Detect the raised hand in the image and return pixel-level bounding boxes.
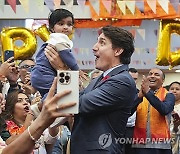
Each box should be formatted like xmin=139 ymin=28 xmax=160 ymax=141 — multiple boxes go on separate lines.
xmin=141 ymin=75 xmax=150 ymax=94
xmin=45 ymin=44 xmax=68 ymax=70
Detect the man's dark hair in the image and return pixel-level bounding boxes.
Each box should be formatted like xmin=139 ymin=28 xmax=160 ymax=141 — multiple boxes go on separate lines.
xmin=101 ymin=26 xmax=134 ymax=64
xmin=18 ymin=58 xmax=35 ymax=67
xmin=162 ymin=71 xmax=165 ymax=80
xmin=158 ymin=68 xmax=165 ymax=80
xmin=129 ymin=68 xmax=138 ymax=73
xmin=48 ymin=8 xmax=74 ymax=32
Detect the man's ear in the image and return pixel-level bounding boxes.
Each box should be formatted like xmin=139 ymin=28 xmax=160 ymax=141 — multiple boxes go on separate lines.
xmin=115 ymin=48 xmax=123 ymax=57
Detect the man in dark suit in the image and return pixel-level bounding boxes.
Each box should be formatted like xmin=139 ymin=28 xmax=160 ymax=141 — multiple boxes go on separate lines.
xmin=70 ymin=26 xmax=137 ymax=154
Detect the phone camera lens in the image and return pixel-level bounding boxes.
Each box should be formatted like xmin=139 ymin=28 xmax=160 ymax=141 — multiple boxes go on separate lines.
xmin=59 ymin=78 xmax=64 ymax=83
xmin=65 ymin=75 xmax=70 ymax=81
xmin=59 ymin=73 xmax=65 ymax=77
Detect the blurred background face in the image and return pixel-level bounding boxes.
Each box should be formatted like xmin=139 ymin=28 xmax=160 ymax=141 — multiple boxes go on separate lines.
xmin=169 ymin=83 xmax=180 ymax=102
xmin=129 ymin=72 xmax=139 ymax=85
xmin=13 ymin=93 xmax=30 ymax=122
xmin=19 ymin=60 xmax=35 ymax=83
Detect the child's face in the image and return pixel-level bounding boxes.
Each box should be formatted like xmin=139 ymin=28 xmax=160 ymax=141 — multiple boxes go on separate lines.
xmin=52 ymin=17 xmax=73 ymax=36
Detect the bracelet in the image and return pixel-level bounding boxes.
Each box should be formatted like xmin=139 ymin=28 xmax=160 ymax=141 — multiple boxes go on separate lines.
xmin=28 ymin=126 xmax=36 ymax=142
xmin=28 ymin=126 xmax=41 ymax=148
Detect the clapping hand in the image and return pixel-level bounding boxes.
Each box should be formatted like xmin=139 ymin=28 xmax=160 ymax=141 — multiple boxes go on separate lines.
xmin=141 ymin=75 xmax=150 ymax=95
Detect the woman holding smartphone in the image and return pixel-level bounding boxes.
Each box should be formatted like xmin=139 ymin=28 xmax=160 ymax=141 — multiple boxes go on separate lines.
xmin=0 ymin=78 xmax=76 ymax=154
xmin=169 ymin=81 xmax=180 ymax=154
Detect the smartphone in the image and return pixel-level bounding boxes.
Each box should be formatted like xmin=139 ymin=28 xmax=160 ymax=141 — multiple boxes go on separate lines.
xmin=4 ymin=50 xmax=14 ymax=62
xmin=57 ymin=70 xmax=79 ymax=114
xmin=172 ymin=113 xmax=180 ymax=120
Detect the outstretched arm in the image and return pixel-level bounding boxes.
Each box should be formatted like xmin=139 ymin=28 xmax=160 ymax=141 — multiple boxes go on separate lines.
xmin=2 ymin=78 xmax=76 ymax=154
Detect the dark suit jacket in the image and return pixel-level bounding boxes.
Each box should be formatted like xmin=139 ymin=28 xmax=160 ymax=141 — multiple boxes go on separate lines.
xmin=70 ymin=65 xmax=136 ymax=154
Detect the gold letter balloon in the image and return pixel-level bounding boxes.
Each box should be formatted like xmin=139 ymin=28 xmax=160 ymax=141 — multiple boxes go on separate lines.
xmin=1 ymin=27 xmax=37 ymax=61
xmin=34 ymin=24 xmax=50 ymax=42
xmin=156 ymin=20 xmax=180 ymax=68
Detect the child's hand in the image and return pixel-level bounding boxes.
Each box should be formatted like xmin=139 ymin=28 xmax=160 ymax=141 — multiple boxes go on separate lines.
xmin=45 ymin=44 xmax=68 ymax=70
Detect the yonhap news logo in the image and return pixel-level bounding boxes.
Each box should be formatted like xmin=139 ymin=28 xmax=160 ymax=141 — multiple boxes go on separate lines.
xmin=98 ymin=133 xmax=112 ymax=149
xmin=98 ymin=133 xmax=175 ymax=148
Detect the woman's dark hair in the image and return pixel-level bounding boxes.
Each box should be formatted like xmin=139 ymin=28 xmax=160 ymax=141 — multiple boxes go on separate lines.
xmin=169 ymin=81 xmax=180 ymax=88
xmin=48 ymin=8 xmax=74 ymax=32
xmin=3 ymin=90 xmax=20 ymax=121
xmin=0 ymin=90 xmax=20 ymax=134
xmin=101 ymin=25 xmax=135 ymax=64
xmin=2 ymin=90 xmax=29 ymax=121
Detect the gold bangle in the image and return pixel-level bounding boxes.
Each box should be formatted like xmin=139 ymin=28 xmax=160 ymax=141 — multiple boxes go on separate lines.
xmin=27 ymin=126 xmax=41 ymax=148
xmin=27 ymin=126 xmax=36 ymax=142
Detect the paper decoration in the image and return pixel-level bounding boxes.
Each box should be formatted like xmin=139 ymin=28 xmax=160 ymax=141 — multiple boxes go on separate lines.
xmin=77 ymin=0 xmax=86 ymax=10
xmin=73 ymin=48 xmax=79 ymax=54
xmin=7 ymin=0 xmax=16 ymax=13
xmin=19 ymin=0 xmax=29 ymax=13
xmin=117 ymin=1 xmax=126 ymax=15
xmin=147 ymin=0 xmax=156 ymax=14
xmin=154 ymin=29 xmax=158 ymax=36
xmin=126 ymin=1 xmax=136 ymax=15
xmin=169 ymin=0 xmax=179 ymax=13
xmin=63 ymin=0 xmax=73 ymax=8
xmin=135 ymin=1 xmax=144 ymax=13
xmin=0 ymin=0 xmax=4 ymax=12
xmin=128 ymin=29 xmax=136 ymax=38
xmin=75 ymin=29 xmax=82 ymax=38
xmin=44 ymin=0 xmax=54 ymax=11
xmin=102 ymin=0 xmax=112 ymax=14
xmin=54 ymin=0 xmax=61 ymax=9
xmin=35 ymin=0 xmax=44 ymax=12
xmin=89 ymin=0 xmax=100 ymax=16
xmin=158 ymin=0 xmax=169 ymax=14
xmin=137 ymin=29 xmax=145 ymax=40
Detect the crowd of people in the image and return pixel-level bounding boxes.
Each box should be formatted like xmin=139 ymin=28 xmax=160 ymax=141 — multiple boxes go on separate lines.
xmin=0 ymin=8 xmax=179 ymax=154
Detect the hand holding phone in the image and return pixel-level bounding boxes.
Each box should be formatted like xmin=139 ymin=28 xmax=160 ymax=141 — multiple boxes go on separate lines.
xmin=4 ymin=50 xmax=14 ymax=62
xmin=57 ymin=70 xmax=79 ymax=114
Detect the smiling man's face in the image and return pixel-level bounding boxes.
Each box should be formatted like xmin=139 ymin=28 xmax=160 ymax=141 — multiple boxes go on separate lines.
xmin=147 ymin=68 xmax=164 ymax=90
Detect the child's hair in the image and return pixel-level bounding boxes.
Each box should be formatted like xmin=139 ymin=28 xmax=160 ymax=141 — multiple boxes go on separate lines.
xmin=48 ymin=8 xmax=74 ymax=32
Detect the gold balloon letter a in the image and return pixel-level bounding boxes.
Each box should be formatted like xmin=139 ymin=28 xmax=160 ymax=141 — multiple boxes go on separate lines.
xmin=156 ymin=20 xmax=180 ymax=68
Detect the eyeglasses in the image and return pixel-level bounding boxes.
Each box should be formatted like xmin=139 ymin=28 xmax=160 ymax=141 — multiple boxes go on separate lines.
xmin=20 ymin=64 xmax=35 ymax=69
xmin=20 ymin=64 xmax=35 ymax=72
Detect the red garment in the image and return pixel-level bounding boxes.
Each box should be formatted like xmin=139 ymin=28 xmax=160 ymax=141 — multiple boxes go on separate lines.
xmin=6 ymin=120 xmax=25 ymax=135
